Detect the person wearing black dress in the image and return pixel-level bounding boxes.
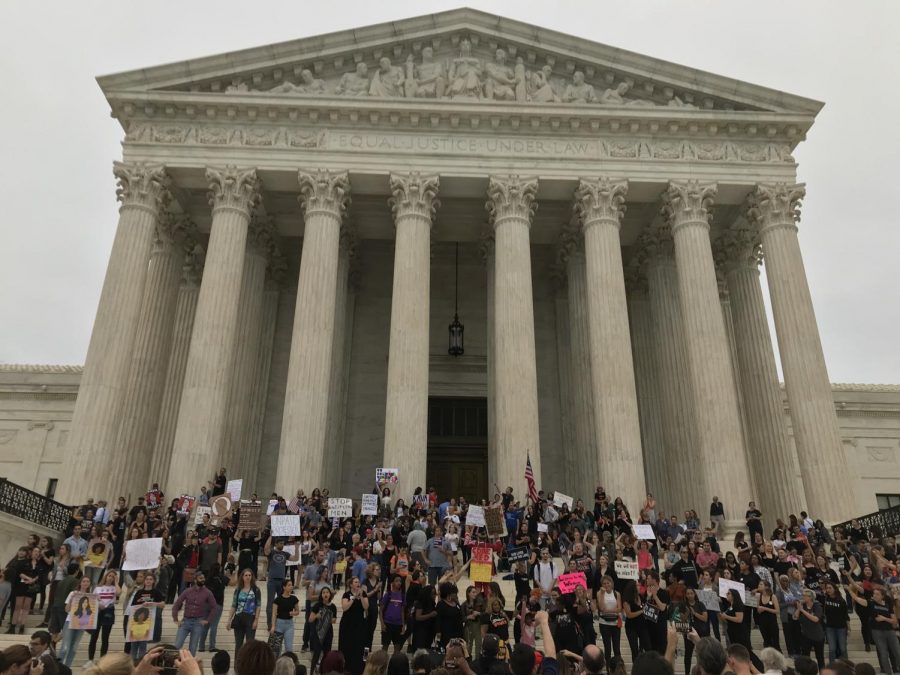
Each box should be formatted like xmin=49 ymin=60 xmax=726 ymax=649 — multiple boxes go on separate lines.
xmin=339 ymin=576 xmax=370 ymax=675
xmin=412 ymin=585 xmax=438 ymax=651
xmin=720 ymin=589 xmax=763 ymax=672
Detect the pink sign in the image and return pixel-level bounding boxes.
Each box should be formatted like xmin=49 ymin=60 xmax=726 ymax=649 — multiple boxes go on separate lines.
xmin=557 ymin=571 xmax=587 ymax=594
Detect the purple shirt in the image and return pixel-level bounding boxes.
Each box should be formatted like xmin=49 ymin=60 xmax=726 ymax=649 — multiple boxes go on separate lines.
xmin=380 ymin=590 xmax=404 ymax=625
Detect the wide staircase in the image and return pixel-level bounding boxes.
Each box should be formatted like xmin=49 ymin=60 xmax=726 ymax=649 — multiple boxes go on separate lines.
xmin=0 ymin=570 xmax=887 ymax=674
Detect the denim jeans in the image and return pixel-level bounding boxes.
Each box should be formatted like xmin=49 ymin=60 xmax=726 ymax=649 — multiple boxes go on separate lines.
xmin=175 ymin=617 xmax=205 ymax=655
xmin=872 ymin=629 xmax=900 ymax=674
xmin=428 ymin=566 xmax=447 ymax=586
xmin=826 ymin=626 xmax=848 ymax=662
xmin=131 ymin=640 xmax=149 ymax=662
xmin=274 ymin=618 xmax=295 ymax=655
xmin=200 ymin=605 xmax=222 ymax=650
xmin=266 ymin=578 xmax=284 ymax=629
xmin=58 ymin=626 xmax=84 ymax=667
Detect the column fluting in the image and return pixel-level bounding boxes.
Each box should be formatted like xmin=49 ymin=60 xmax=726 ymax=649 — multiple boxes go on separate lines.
xmin=662 ymin=180 xmax=752 ymax=527
xmin=276 ymin=170 xmax=350 ymax=497
xmin=487 ymin=176 xmax=542 ymax=494
xmin=574 ymin=178 xmax=646 ymax=511
xmin=168 ymin=166 xmax=261 ymax=496
xmin=59 ymin=162 xmax=169 ymax=504
xmin=481 ymin=234 xmax=497 ymax=492
xmin=750 ymin=183 xmax=852 ymax=522
xmin=552 ymin=280 xmax=578 ymax=495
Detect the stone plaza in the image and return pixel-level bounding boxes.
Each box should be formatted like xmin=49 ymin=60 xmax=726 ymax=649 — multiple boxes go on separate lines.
xmin=3 ymin=9 xmax=900 ymax=528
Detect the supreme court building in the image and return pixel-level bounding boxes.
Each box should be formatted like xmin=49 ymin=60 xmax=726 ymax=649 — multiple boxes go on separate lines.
xmin=43 ymin=9 xmax=867 ymax=526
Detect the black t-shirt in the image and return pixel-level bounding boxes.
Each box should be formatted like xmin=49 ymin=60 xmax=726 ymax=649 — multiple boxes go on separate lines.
xmin=745 ymin=510 xmax=763 ymax=534
xmin=273 ymin=594 xmax=299 ymax=621
xmin=481 ymin=611 xmax=509 ymax=640
xmin=823 ymin=596 xmax=849 ymax=628
xmin=436 ymin=600 xmax=465 ymax=640
xmin=212 ymin=475 xmax=226 ymax=497
xmin=671 ymin=560 xmax=699 ymax=588
xmin=710 ymin=502 xmax=724 ymax=517
xmin=131 ymin=588 xmax=164 ymax=607
xmin=870 ymin=601 xmax=894 ymax=630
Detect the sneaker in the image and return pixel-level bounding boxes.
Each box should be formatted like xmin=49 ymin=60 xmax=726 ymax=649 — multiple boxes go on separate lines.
xmin=84 ymin=660 xmax=95 ymax=669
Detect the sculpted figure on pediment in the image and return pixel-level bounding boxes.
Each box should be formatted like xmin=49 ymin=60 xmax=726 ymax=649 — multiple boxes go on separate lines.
xmin=336 ymin=62 xmax=370 ymax=97
xmin=563 ymin=71 xmax=596 ymax=104
xmin=369 ymin=57 xmax=405 ymax=97
xmin=447 ymin=38 xmax=484 ymax=99
xmin=484 ymin=49 xmax=518 ymax=101
xmin=599 ymin=80 xmax=655 ymax=107
xmin=528 ymin=64 xmax=559 ymax=102
xmin=270 ymin=69 xmax=325 ymax=95
xmin=668 ymin=96 xmax=698 ymax=109
xmin=404 ymin=46 xmax=446 ymax=99
xmin=225 ymin=81 xmax=249 ymax=93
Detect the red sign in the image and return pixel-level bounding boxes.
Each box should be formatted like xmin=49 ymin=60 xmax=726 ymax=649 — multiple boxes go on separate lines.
xmin=473 ymin=545 xmax=493 ymax=565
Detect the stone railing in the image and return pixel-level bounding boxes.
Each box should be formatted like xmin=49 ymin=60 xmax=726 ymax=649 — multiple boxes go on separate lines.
xmin=833 ymin=503 xmax=900 ymax=540
xmin=0 ymin=478 xmax=70 ymax=533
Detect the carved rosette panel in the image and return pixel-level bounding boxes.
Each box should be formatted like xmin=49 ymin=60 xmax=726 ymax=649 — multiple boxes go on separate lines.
xmin=485 ymin=175 xmax=538 ymax=228
xmin=574 ymin=178 xmax=628 ymax=230
xmin=388 ymin=173 xmax=441 ymax=224
xmin=661 ymin=180 xmax=717 ymax=232
xmin=206 ymin=166 xmax=261 ymax=219
xmin=112 ymin=161 xmax=170 ymax=215
xmin=297 ymin=169 xmax=351 ymax=219
xmin=746 ymin=182 xmax=805 ymax=234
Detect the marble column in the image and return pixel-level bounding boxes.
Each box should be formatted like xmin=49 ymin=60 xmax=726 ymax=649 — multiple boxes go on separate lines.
xmin=110 ymin=212 xmax=189 ymax=501
xmin=558 ymin=231 xmax=598 ymax=502
xmin=59 ymin=162 xmax=169 ymax=504
xmin=642 ymin=225 xmax=700 ymax=516
xmin=383 ymin=173 xmax=440 ymax=499
xmin=276 ymin=170 xmax=350 ymax=497
xmin=552 ymin=279 xmax=578 ymax=495
xmin=749 ymin=183 xmax=852 ymax=522
xmin=149 ymin=250 xmax=204 ymax=488
xmin=718 ymin=225 xmax=806 ymax=522
xmin=324 ymin=233 xmax=355 ymax=493
xmin=662 ymin=180 xmax=752 ymax=527
xmin=486 ymin=176 xmax=542 ymax=494
xmin=221 ymin=212 xmax=274 ymax=480
xmin=480 ymin=233 xmax=497 ymax=492
xmin=168 ymin=167 xmax=260 ymax=496
xmin=625 ymin=262 xmax=668 ymax=510
xmin=574 ymin=178 xmax=646 ymax=511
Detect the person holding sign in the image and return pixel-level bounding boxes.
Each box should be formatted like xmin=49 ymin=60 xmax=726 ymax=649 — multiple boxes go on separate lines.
xmin=126 ymin=572 xmax=165 ymax=663
xmin=679 ymin=587 xmax=709 ymax=675
xmin=263 ymin=535 xmax=300 ymax=630
xmin=58 ymin=576 xmax=94 ymax=667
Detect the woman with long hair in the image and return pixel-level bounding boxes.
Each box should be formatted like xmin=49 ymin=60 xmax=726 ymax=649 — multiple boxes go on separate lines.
xmin=721 ymin=588 xmax=763 ymax=671
xmin=364 ymin=564 xmax=383 ymax=649
xmin=596 ymin=575 xmax=622 ymax=670
xmin=58 ymin=575 xmax=93 ymax=667
xmin=0 ymin=644 xmax=34 ymax=674
xmin=40 ymin=542 xmax=70 ymax=628
xmin=822 ymin=581 xmax=849 ymax=663
xmin=9 ymin=546 xmax=47 ymax=635
xmin=361 ymin=649 xmax=389 ymax=675
xmin=228 ymin=568 xmax=261 ymax=654
xmin=755 ymin=579 xmax=780 ymax=650
xmin=310 ymin=586 xmax=337 ymax=674
xmin=340 ymin=576 xmax=370 ymax=675
xmin=462 ymin=585 xmax=484 ymax=658
xmin=681 ymin=586 xmax=708 ymax=675
xmin=87 ymin=569 xmax=120 ymax=662
xmin=621 ymin=580 xmax=649 ymax=659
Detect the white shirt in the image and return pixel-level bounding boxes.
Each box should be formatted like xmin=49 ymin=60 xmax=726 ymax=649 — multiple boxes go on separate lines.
xmin=533 ymin=560 xmax=559 ymax=593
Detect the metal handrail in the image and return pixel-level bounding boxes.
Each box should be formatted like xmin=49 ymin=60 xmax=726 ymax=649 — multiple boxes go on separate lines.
xmin=832 ymin=503 xmax=900 ymax=540
xmin=0 ymin=478 xmax=70 ymax=533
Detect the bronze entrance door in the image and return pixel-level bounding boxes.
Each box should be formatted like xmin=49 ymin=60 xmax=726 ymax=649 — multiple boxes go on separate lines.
xmin=426 ymin=397 xmax=488 ymax=504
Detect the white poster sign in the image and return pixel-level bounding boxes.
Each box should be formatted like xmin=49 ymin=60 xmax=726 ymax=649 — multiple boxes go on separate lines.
xmin=226 ymin=479 xmax=243 ymax=501
xmin=361 ymin=494 xmax=378 ymax=516
xmin=123 ymin=537 xmax=163 ymax=571
xmin=284 ymin=544 xmax=301 ymax=566
xmin=266 ymin=499 xmax=278 ymax=516
xmin=633 ymin=524 xmax=656 ymax=540
xmin=467 ymin=505 xmax=486 ymax=527
xmin=537 ymin=523 xmax=548 ymax=533
xmin=328 ymin=497 xmax=353 ymax=519
xmin=614 ymin=560 xmax=639 ymax=580
xmin=194 ymin=506 xmax=211 ymax=525
xmin=376 ymin=468 xmax=399 ymax=484
xmin=718 ymin=578 xmax=746 ymax=600
xmin=553 ymin=492 xmax=574 ymax=509
xmin=271 ymin=514 xmax=302 ymax=537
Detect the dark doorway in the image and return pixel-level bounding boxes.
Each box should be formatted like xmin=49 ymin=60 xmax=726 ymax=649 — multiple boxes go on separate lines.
xmin=426 ymin=397 xmax=488 ymax=503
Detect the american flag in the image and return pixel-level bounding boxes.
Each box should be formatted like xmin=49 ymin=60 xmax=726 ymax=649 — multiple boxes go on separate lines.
xmin=287 ymin=496 xmax=300 ymax=514
xmin=525 ymin=454 xmax=538 ymax=503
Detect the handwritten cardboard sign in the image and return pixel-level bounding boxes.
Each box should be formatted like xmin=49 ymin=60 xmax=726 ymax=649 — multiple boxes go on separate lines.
xmin=557 ymin=572 xmax=588 ymax=594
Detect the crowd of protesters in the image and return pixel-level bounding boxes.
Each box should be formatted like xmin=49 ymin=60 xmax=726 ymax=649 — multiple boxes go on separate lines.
xmin=0 ymin=469 xmax=898 ymax=675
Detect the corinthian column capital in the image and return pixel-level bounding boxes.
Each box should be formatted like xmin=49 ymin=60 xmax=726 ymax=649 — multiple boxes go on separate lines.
xmin=638 ymin=221 xmax=675 ymax=265
xmin=714 ymin=224 xmax=763 ymax=272
xmin=747 ymin=182 xmax=806 ymax=234
xmin=389 ymin=173 xmax=440 ymax=223
xmin=248 ymin=210 xmax=278 ymax=258
xmin=661 ymin=180 xmax=717 ymax=232
xmin=574 ymin=178 xmax=628 ymax=230
xmin=206 ymin=166 xmax=261 ymax=219
xmin=113 ymin=161 xmax=170 ymax=216
xmin=486 ymin=175 xmax=538 ymax=228
xmin=297 ymin=169 xmax=351 ymax=219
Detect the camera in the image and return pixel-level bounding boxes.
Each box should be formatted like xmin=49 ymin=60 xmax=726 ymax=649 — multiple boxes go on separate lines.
xmin=157 ymin=648 xmax=180 ymax=675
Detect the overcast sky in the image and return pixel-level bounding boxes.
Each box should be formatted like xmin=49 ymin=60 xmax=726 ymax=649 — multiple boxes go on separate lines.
xmin=1 ymin=1 xmax=897 ymax=383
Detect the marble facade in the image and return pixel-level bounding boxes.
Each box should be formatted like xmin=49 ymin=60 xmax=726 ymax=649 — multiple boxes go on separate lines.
xmin=5 ymin=9 xmax=883 ymax=524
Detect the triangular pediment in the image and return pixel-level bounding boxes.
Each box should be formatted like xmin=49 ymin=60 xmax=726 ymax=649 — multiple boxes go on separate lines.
xmin=98 ymin=8 xmax=821 ymax=117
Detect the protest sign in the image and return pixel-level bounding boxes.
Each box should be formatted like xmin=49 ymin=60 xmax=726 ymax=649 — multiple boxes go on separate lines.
xmin=718 ymin=578 xmax=746 ymax=600
xmin=467 ymin=505 xmax=486 ymax=527
xmin=614 ymin=560 xmax=639 ymax=580
xmin=473 ymin=546 xmax=493 ymax=565
xmin=376 ymin=468 xmax=399 ymax=484
xmin=68 ymin=593 xmax=100 ymax=630
xmin=226 ymin=479 xmax=243 ymax=501
xmin=145 ymin=488 xmax=163 ymax=508
xmin=194 ymin=506 xmax=211 ymax=525
xmin=284 ymin=544 xmax=300 ymax=566
xmin=209 ymin=495 xmax=233 ymax=525
xmin=484 ymin=504 xmax=507 ymax=538
xmin=266 ymin=499 xmax=278 ymax=516
xmin=633 ymin=524 xmax=656 ymax=540
xmin=176 ymin=495 xmax=195 ymax=515
xmin=125 ymin=606 xmax=157 ymax=642
xmin=553 ymin=492 xmax=574 ymax=509
xmin=507 ymin=546 xmax=530 ymax=563
xmin=470 ymin=562 xmax=492 ymax=583
xmin=123 ymin=537 xmax=163 ymax=571
xmin=698 ymin=588 xmax=719 ymax=612
xmin=361 ymin=493 xmax=378 ymax=515
xmin=413 ymin=494 xmax=429 ymax=509
xmin=238 ymin=501 xmax=263 ymax=530
xmin=537 ymin=523 xmax=548 ymax=533
xmin=271 ymin=514 xmax=302 ymax=537
xmin=557 ymin=572 xmax=588 ymax=594
xmin=328 ymin=497 xmax=353 ymax=519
